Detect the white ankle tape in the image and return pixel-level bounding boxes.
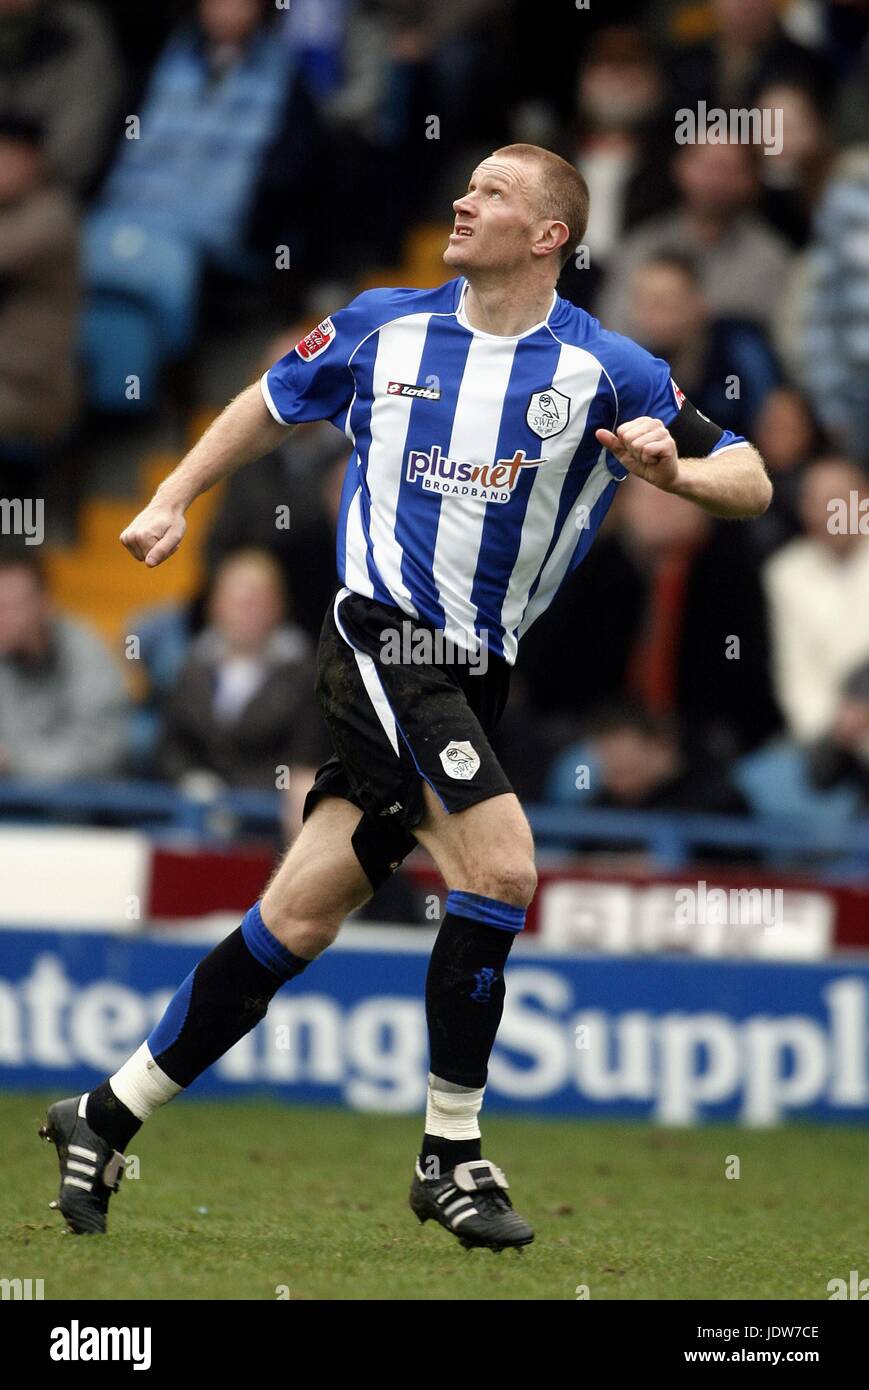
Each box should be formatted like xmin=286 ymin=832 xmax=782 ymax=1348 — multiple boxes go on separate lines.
xmin=424 ymin=1073 xmax=484 ymax=1140
xmin=110 ymin=1042 xmax=181 ymax=1121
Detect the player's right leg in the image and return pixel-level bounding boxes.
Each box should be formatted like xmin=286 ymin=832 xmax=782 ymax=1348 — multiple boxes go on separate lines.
xmin=39 ymin=796 xmax=371 ymax=1234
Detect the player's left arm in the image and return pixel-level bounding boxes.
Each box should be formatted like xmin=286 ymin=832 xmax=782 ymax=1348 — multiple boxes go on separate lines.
xmin=595 ymin=414 xmax=772 ymax=519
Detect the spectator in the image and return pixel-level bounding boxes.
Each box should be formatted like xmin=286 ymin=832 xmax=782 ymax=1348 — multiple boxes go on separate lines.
xmin=747 ymin=386 xmax=823 ymax=559
xmin=279 ymin=0 xmax=349 ymax=102
xmin=808 ymin=661 xmax=869 ymax=811
xmin=86 ymin=0 xmax=319 ymax=383
xmin=544 ymin=703 xmax=752 ymax=865
xmin=157 ymin=549 xmax=330 ymax=794
xmin=518 ymin=480 xmax=781 ymax=762
xmin=755 ymin=80 xmax=833 ymax=248
xmin=624 ymin=250 xmax=782 ymax=438
xmin=205 ymin=330 xmax=350 ymax=642
xmin=0 ymin=113 xmax=78 ymax=455
xmin=556 ymin=27 xmax=674 ymax=308
xmin=802 ymin=144 xmax=869 ymax=465
xmin=290 ymin=0 xmax=506 ymax=275
xmin=317 ymin=0 xmax=503 ymax=145
xmin=571 ymin=33 xmax=671 ymax=238
xmin=582 ymin=704 xmax=749 ymax=818
xmin=207 ymin=436 xmax=347 ymax=646
xmin=0 ymin=548 xmax=126 ymax=780
xmin=671 ymin=0 xmax=833 ymax=113
xmin=763 ymin=455 xmax=869 ymax=742
xmin=596 ymin=141 xmax=793 ymax=334
xmin=0 ymin=0 xmax=121 ymax=198
xmin=754 ymin=386 xmax=824 ymax=479
xmin=490 ymin=671 xmax=564 ymax=805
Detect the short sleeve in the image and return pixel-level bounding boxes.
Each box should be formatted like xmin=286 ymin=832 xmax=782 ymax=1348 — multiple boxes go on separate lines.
xmin=607 ymin=335 xmax=689 ymax=429
xmin=603 ymin=332 xmax=748 ymax=462
xmin=260 ymin=291 xmax=379 ymax=428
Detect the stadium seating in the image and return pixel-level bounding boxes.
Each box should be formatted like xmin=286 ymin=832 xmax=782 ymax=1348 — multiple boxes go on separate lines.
xmin=82 ymin=212 xmax=202 ymax=412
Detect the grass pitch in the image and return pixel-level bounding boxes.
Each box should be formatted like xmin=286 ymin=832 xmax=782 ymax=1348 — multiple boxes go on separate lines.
xmin=1 ymin=1094 xmax=865 ymax=1301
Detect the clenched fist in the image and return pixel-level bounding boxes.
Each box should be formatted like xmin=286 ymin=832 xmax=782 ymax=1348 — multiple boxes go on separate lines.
xmin=595 ymin=417 xmax=679 ymax=490
xmin=120 ymin=501 xmax=186 ymax=567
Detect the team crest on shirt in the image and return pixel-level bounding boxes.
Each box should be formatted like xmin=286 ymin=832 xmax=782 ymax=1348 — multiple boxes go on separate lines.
xmin=439 ymin=740 xmax=480 ymax=781
xmin=526 ymin=387 xmax=570 ymax=439
xmin=295 ymin=318 xmax=335 ymax=361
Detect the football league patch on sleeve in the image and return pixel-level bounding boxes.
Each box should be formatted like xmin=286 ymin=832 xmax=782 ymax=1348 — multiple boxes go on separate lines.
xmin=295 ymin=317 xmax=336 ymax=361
xmin=671 ymin=378 xmax=686 ymax=410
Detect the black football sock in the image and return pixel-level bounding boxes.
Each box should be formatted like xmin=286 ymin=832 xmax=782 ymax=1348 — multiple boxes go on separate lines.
xmin=420 ymin=892 xmax=524 ymax=1177
xmin=87 ymin=903 xmax=310 ymax=1147
xmin=145 ymin=904 xmax=310 ymax=1087
xmin=86 ymin=1080 xmax=142 ymax=1153
xmin=421 ymin=1130 xmax=482 ymax=1175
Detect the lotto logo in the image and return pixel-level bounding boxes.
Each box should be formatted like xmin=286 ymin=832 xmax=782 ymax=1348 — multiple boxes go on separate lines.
xmin=387 ymin=381 xmax=442 ymax=400
xmin=295 ymin=318 xmax=335 ymax=361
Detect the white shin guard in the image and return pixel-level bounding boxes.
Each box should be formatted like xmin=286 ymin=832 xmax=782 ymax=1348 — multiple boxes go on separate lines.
xmin=109 ymin=1042 xmax=182 ymax=1122
xmin=424 ymin=1072 xmax=485 ymax=1140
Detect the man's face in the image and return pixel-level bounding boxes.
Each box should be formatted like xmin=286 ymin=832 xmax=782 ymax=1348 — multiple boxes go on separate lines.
xmin=713 ymin=0 xmax=777 ymax=46
xmin=578 ymin=58 xmax=661 ymax=130
xmin=444 ymin=156 xmax=552 ymax=275
xmin=0 ymin=566 xmax=47 ymax=656
xmin=198 ymin=0 xmax=262 ymax=47
xmin=674 ymin=143 xmax=757 ymax=218
xmin=800 ymin=459 xmax=866 ymax=554
xmin=628 ymin=263 xmax=707 ymax=355
xmin=210 ymin=560 xmax=283 ymax=652
xmin=594 ymin=729 xmax=674 ymax=805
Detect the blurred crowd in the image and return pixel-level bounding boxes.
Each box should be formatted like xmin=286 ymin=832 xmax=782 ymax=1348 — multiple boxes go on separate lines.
xmin=1 ymin=0 xmax=869 ymax=858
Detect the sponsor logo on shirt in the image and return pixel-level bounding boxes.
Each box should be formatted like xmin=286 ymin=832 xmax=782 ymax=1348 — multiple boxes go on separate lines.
xmin=295 ymin=318 xmax=335 ymax=361
xmin=405 ymin=444 xmax=546 ymax=503
xmin=387 ymin=381 xmax=442 ymax=400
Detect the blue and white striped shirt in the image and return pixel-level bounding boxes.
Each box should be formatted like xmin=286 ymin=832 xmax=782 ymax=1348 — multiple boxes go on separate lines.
xmin=262 ymin=278 xmax=745 ymax=664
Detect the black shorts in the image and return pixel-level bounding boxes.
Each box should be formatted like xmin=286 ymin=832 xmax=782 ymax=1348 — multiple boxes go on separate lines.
xmin=303 ymin=590 xmax=514 ymax=890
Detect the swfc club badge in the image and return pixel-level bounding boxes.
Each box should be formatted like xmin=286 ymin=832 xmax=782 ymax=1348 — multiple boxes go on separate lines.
xmin=526 ymin=387 xmax=570 ymax=439
xmin=439 ymin=740 xmax=480 ymax=780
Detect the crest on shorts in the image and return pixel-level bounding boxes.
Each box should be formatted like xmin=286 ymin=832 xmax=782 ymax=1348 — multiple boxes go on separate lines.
xmin=526 ymin=387 xmax=570 ymax=439
xmin=439 ymin=739 xmax=480 ymax=781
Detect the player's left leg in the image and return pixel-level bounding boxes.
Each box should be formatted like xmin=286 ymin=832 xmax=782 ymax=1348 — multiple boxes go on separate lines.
xmin=407 ymin=785 xmax=537 ymax=1251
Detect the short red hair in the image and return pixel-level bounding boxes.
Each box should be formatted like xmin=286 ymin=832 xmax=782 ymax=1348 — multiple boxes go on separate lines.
xmin=490 ymin=143 xmax=590 ymax=269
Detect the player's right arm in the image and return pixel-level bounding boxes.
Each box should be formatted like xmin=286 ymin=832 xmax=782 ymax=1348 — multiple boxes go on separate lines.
xmin=121 ymin=384 xmax=292 ymax=567
xmin=120 ymin=292 xmax=386 ymax=569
